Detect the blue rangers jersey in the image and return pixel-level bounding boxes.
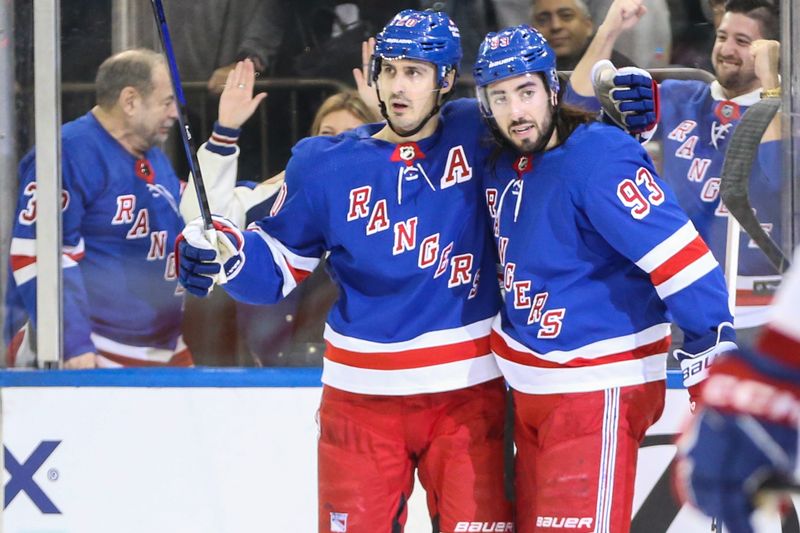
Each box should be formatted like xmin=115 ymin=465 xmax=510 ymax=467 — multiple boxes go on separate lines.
xmin=222 ymin=99 xmax=502 ymax=395
xmin=484 ymin=122 xmax=733 ymax=394
xmin=5 ymin=112 xmax=186 ymax=365
xmin=657 ymin=80 xmax=782 ymax=328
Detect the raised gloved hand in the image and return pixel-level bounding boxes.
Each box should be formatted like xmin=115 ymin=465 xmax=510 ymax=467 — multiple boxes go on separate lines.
xmin=592 ymin=59 xmax=659 ymax=143
xmin=673 ymin=322 xmax=737 ymax=411
xmin=175 ymin=215 xmax=246 ymax=297
xmin=675 ymin=350 xmax=800 ymax=533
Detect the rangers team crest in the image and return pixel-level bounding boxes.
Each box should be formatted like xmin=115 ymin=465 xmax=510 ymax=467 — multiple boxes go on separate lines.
xmin=330 ymin=512 xmax=348 ymax=532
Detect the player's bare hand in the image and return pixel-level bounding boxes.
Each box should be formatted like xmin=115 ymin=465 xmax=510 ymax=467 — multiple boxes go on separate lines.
xmin=751 ymin=39 xmax=780 ymax=91
xmin=64 ymin=352 xmax=97 ymax=369
xmin=352 ymin=38 xmax=381 ymax=118
xmin=600 ymin=0 xmax=647 ymax=37
xmin=218 ymin=59 xmax=268 ymax=130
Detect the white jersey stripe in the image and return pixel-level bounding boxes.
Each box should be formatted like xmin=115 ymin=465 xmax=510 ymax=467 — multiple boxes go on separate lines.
xmin=250 ymin=227 xmax=320 ymax=297
xmin=495 ymin=353 xmax=666 ymax=394
xmin=91 ymin=333 xmax=187 ymax=363
xmin=492 ymin=321 xmax=670 ymax=364
xmin=324 ymin=317 xmax=494 ymax=353
xmin=654 ymin=251 xmax=718 ymax=299
xmin=321 ymin=354 xmax=501 ymax=395
xmin=635 ymin=221 xmax=697 ymax=273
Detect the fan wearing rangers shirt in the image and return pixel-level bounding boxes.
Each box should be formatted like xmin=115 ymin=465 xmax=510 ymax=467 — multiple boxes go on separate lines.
xmin=4 ymin=49 xmax=189 ymax=368
xmin=473 ymin=26 xmax=735 ymax=533
xmin=567 ymin=0 xmax=782 ymax=332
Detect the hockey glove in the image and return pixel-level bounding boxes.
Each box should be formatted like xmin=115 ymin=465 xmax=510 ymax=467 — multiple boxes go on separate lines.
xmin=176 ymin=215 xmax=246 ymax=297
xmin=592 ymin=59 xmax=659 ymax=144
xmin=675 ymin=350 xmax=800 ymax=533
xmin=673 ymin=322 xmax=737 ymax=411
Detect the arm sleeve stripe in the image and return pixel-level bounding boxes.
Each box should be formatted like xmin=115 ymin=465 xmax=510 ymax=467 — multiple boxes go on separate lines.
xmin=654 ymin=251 xmax=719 ymax=299
xmin=11 ymin=238 xmax=84 ymax=284
xmin=249 ymin=227 xmax=319 ymax=296
xmin=635 ymin=221 xmax=697 ymax=273
xmin=649 ymin=235 xmax=711 ymax=285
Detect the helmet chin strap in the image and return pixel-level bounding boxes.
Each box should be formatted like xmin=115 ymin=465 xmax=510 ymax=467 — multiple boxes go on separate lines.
xmin=376 ymin=87 xmax=444 ymax=138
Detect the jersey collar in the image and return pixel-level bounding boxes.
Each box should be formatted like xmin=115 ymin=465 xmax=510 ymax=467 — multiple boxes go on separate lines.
xmin=710 ymin=81 xmax=761 ymax=106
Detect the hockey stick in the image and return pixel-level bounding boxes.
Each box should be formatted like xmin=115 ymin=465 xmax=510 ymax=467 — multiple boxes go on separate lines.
xmin=150 ymin=0 xmax=213 ymax=231
xmin=719 ymin=97 xmax=790 ymax=273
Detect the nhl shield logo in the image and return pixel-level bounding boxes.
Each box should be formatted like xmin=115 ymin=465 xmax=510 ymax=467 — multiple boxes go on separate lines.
xmin=391 ymin=142 xmax=426 ymax=166
xmin=330 ymin=512 xmax=348 ymax=532
xmin=400 ymin=145 xmax=416 ymax=161
xmin=513 ymin=154 xmax=533 ymax=177
xmin=714 ymin=100 xmax=740 ymax=125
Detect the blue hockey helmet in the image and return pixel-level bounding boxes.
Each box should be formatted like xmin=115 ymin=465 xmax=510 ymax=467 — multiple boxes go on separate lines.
xmin=371 ymin=9 xmax=462 ymax=88
xmin=473 ymin=26 xmax=559 ymax=117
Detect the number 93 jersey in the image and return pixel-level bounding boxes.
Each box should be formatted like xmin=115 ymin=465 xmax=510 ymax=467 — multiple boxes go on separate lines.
xmin=483 ymin=121 xmax=733 ymax=394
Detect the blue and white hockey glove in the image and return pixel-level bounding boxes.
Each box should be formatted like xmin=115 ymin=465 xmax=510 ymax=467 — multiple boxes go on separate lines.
xmin=674 ymin=322 xmax=737 ymax=411
xmin=675 ymin=350 xmax=800 ymax=533
xmin=176 ymin=215 xmax=245 ymax=297
xmin=592 ymin=59 xmax=659 ymax=144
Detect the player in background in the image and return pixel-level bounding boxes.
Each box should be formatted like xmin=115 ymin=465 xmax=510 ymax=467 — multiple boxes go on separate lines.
xmin=567 ymin=0 xmax=782 ymax=337
xmin=675 ymin=245 xmax=800 ymax=533
xmin=179 ymin=11 xmax=514 ymax=533
xmin=473 ymin=26 xmax=735 ymax=533
xmin=4 ymin=49 xmax=189 ymax=368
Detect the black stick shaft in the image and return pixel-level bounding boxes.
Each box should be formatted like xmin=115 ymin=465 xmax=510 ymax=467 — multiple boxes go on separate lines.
xmin=150 ymin=0 xmax=213 ymax=230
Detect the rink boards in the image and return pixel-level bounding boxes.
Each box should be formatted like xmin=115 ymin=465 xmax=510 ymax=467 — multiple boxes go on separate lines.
xmin=0 ymin=368 xmax=786 ymax=533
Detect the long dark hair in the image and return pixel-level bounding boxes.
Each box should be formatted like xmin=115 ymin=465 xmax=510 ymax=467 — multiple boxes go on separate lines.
xmin=485 ymin=73 xmax=596 ymax=175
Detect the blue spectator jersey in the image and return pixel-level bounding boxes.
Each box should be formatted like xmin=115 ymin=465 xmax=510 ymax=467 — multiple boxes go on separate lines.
xmin=657 ymin=80 xmax=782 ymax=327
xmin=5 ymin=112 xmax=185 ymax=363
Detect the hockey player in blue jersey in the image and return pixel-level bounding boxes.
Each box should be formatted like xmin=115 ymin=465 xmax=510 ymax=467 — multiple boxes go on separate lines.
xmin=675 ymin=246 xmax=800 ymax=533
xmin=473 ymin=26 xmax=736 ymax=533
xmin=568 ymin=0 xmax=782 ymax=334
xmin=179 ymin=11 xmax=514 ymax=532
xmin=5 ymin=49 xmax=190 ymax=368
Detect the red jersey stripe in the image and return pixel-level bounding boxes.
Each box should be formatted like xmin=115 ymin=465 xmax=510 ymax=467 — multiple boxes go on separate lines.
xmin=210 ymin=133 xmax=238 ymax=145
xmin=757 ymin=327 xmax=800 ymax=370
xmin=286 ymin=262 xmax=312 ymax=284
xmin=649 ymin=235 xmax=709 ymax=285
xmin=325 ymin=336 xmax=491 ymax=370
xmin=491 ymin=330 xmax=670 ymax=369
xmin=10 ymin=255 xmax=36 ymax=271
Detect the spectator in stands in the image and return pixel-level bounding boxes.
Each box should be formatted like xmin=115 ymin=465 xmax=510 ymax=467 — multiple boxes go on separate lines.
xmin=181 ymin=72 xmax=379 ymax=366
xmin=569 ymin=0 xmax=782 ymax=343
xmin=491 ymin=0 xmax=531 ymax=27
xmin=531 ymin=0 xmax=637 ymax=70
xmin=580 ymin=0 xmax=672 ymax=67
xmin=161 ymin=0 xmax=284 ymax=91
xmin=4 ymin=49 xmax=190 ymax=368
